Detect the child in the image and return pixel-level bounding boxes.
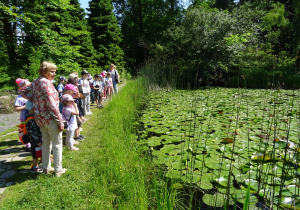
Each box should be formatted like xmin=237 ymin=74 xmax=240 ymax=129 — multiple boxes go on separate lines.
xmin=57 ymin=76 xmax=65 ymax=112
xmin=62 ymin=84 xmax=84 ymax=141
xmin=105 ymin=72 xmax=113 ymax=100
xmin=99 ymin=75 xmax=105 ymax=108
xmin=61 ymin=94 xmax=80 ymax=151
xmin=81 ymin=70 xmax=91 ymax=115
xmin=100 ymin=72 xmax=107 ymax=100
xmin=57 ymin=76 xmax=65 ymax=98
xmin=15 ymin=78 xmax=31 ymax=149
xmin=23 ymin=101 xmax=43 ymax=172
xmin=88 ymin=74 xmax=95 ymax=104
xmin=93 ymin=74 xmax=104 ymax=109
xmin=15 ymin=78 xmax=30 ymax=122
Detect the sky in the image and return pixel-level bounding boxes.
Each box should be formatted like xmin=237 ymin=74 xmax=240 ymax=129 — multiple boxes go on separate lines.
xmin=78 ymin=0 xmax=89 ymax=12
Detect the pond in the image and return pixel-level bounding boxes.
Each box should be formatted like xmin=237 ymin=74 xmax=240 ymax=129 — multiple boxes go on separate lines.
xmin=135 ymin=88 xmax=300 ymax=209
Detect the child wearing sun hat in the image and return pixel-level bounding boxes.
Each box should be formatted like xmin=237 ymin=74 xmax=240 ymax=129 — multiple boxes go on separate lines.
xmin=61 ymin=94 xmax=80 ymax=151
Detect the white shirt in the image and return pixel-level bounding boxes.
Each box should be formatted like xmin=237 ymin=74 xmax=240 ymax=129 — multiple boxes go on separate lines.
xmin=82 ymin=78 xmax=90 ymax=94
xmin=62 ymin=106 xmax=78 ymax=131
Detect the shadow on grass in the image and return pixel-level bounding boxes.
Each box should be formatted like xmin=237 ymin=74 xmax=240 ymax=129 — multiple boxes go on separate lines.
xmin=0 ymin=159 xmax=41 ymax=189
xmin=0 ymin=139 xmax=20 ymax=150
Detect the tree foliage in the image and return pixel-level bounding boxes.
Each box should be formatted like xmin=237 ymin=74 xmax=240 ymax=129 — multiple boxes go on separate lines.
xmin=0 ymin=0 xmax=97 ymax=87
xmin=112 ymin=0 xmax=183 ymax=74
xmin=88 ymin=0 xmax=125 ymax=71
xmin=144 ymin=0 xmax=299 ymax=88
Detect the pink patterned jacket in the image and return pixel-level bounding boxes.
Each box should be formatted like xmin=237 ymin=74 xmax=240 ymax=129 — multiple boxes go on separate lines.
xmin=18 ymin=76 xmax=63 ymax=127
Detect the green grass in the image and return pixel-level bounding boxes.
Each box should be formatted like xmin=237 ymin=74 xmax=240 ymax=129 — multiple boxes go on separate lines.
xmin=0 ymin=127 xmax=17 ymax=137
xmin=0 ymin=79 xmax=153 ymax=209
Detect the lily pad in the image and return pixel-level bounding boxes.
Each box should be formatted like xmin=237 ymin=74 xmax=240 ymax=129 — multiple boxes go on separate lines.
xmin=202 ymin=193 xmax=225 ymax=207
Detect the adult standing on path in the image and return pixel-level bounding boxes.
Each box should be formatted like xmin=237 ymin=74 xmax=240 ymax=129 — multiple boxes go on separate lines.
xmin=19 ymin=61 xmax=66 ymax=177
xmin=107 ymin=64 xmax=120 ymax=94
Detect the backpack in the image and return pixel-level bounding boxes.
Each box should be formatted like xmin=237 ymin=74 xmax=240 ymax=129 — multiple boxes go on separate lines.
xmin=115 ymin=70 xmax=119 ymax=83
xmin=17 ymin=116 xmax=35 ymax=144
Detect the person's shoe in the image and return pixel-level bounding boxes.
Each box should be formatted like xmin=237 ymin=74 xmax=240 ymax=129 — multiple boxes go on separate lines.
xmin=43 ymin=167 xmax=55 ymax=174
xmin=55 ymin=168 xmax=67 ymax=177
xmin=31 ymin=165 xmax=41 ymax=172
xmin=79 ymin=135 xmax=85 ymax=139
xmin=88 ymin=111 xmax=92 ymax=115
xmin=78 ymin=136 xmax=85 ymax=140
xmin=74 ymin=136 xmax=84 ymax=141
xmin=71 ymin=147 xmax=79 ymax=151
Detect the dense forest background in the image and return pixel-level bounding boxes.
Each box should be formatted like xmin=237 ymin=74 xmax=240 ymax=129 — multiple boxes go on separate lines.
xmin=0 ymin=0 xmax=299 ymax=89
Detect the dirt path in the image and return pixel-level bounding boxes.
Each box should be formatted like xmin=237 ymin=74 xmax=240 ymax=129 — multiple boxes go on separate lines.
xmin=0 ymin=112 xmax=21 ymax=133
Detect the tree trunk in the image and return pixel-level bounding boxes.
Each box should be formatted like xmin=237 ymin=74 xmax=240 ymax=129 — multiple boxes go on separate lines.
xmin=296 ymin=50 xmax=300 ymax=71
xmin=2 ymin=14 xmax=17 ymax=72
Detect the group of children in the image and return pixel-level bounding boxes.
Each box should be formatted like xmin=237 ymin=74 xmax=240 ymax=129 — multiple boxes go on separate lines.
xmin=14 ymin=65 xmax=120 ymax=172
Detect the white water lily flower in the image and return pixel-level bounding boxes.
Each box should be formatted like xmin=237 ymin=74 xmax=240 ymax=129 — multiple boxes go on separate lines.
xmin=216 ymin=177 xmax=226 ymax=182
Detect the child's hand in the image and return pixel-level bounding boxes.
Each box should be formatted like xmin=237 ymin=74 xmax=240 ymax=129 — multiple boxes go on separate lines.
xmin=73 ymin=102 xmax=77 ymax=107
xmin=37 ymin=142 xmax=42 ymax=147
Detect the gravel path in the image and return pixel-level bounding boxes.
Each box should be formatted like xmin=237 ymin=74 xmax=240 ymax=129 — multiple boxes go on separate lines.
xmin=0 ymin=112 xmax=20 ymax=133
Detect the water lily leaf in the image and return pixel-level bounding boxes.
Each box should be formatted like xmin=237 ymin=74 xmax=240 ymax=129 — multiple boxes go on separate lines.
xmin=280 ymin=197 xmax=300 ymax=210
xmin=244 ymin=179 xmax=259 ymax=190
xmin=251 ymin=154 xmax=271 ymax=162
xmin=205 ymin=162 xmax=223 ymax=170
xmin=165 ymin=170 xmax=181 ymax=179
xmin=171 ymin=161 xmax=186 ymax=170
xmin=266 ymin=176 xmax=282 ymax=186
xmin=214 ymin=176 xmax=229 ymax=187
xmin=287 ymin=185 xmax=300 ymax=195
xmin=259 ymin=188 xmax=279 ymax=201
xmin=275 ymin=140 xmax=287 ymax=148
xmin=181 ymin=173 xmax=201 ymax=183
xmin=221 ymin=138 xmax=234 ymax=144
xmin=218 ymin=186 xmax=236 ymax=195
xmin=235 ymin=190 xmax=258 ymax=205
xmin=202 ymin=193 xmax=225 ymax=207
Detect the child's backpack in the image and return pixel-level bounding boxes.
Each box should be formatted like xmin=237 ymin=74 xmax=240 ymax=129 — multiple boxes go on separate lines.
xmin=17 ymin=117 xmax=34 ymax=145
xmin=25 ymin=116 xmax=42 ymax=145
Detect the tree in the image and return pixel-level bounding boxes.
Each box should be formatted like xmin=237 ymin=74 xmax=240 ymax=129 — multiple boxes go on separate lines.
xmin=65 ymin=0 xmax=97 ymax=73
xmin=293 ymin=0 xmax=300 ymax=69
xmin=19 ymin=0 xmax=83 ymax=78
xmin=0 ymin=0 xmax=20 ymax=83
xmin=112 ymin=0 xmax=183 ymax=74
xmin=214 ymin=0 xmax=236 ymax=11
xmin=0 ymin=0 xmax=98 ymax=86
xmin=87 ymin=0 xmax=124 ymax=71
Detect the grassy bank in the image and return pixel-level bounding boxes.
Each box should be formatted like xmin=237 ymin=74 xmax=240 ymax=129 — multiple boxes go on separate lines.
xmin=0 ymin=79 xmax=152 ymax=209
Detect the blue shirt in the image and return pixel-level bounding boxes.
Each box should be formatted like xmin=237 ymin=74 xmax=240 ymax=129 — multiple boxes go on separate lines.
xmin=57 ymin=83 xmax=64 ymax=97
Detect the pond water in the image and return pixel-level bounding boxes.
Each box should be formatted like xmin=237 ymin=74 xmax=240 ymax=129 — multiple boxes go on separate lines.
xmin=135 ymin=88 xmax=300 ymax=209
